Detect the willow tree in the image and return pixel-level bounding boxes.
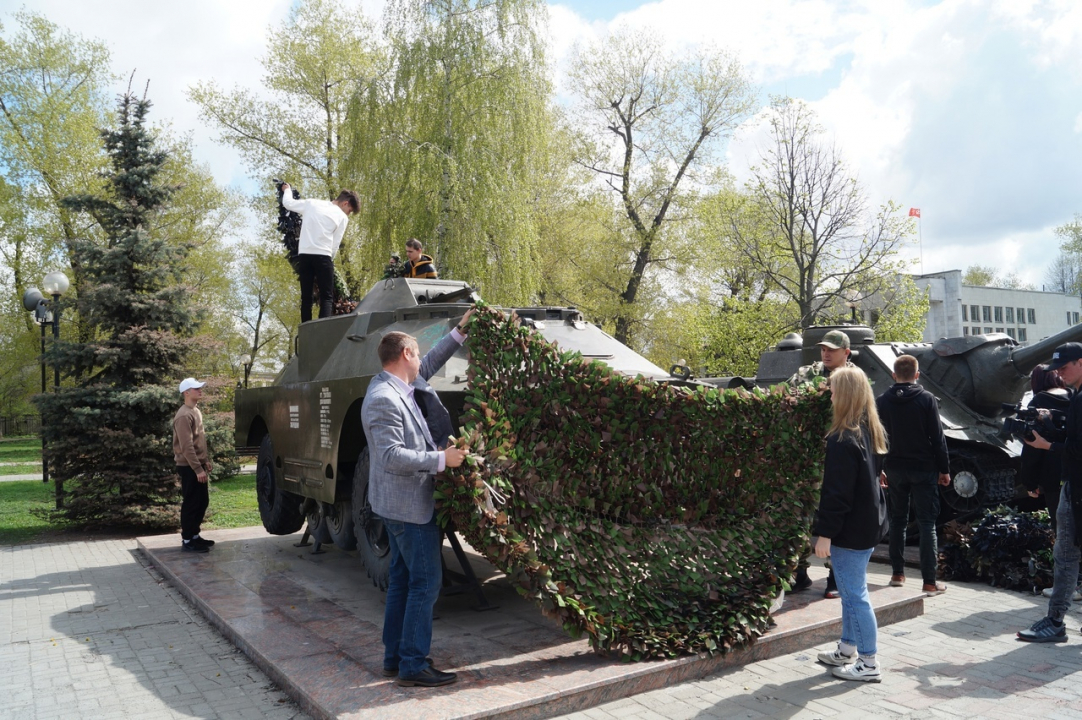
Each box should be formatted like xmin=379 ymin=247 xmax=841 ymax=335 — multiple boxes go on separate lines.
xmin=567 ymin=28 xmax=757 ymax=347
xmin=188 ymin=0 xmax=384 ymax=293
xmin=344 ymin=0 xmax=555 ymax=303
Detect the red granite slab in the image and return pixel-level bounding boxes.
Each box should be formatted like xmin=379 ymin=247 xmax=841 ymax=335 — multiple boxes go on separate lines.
xmin=138 ymin=526 xmax=924 ymax=720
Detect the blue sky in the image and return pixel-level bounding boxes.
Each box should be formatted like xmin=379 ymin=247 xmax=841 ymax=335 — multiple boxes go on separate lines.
xmin=4 ymin=0 xmax=1082 ymax=290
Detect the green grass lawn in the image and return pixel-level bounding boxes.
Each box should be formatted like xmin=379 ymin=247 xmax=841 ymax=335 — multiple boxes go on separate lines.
xmin=0 ymin=436 xmax=43 ymax=463
xmin=0 ymin=463 xmax=43 ymax=476
xmin=0 ymin=472 xmax=262 ymax=545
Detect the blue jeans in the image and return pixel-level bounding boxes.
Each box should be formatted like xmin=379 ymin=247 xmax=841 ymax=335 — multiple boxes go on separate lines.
xmin=1049 ymin=483 xmax=1081 ymax=622
xmin=382 ymin=515 xmax=443 ymax=677
xmin=831 ymin=545 xmax=878 ymax=656
xmin=887 ymin=467 xmax=940 ymax=584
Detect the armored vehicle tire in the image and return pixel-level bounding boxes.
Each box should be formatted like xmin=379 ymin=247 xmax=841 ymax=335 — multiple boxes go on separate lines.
xmin=305 ymin=506 xmax=333 ymax=545
xmin=352 ymin=448 xmax=391 ymax=590
xmin=256 ymin=435 xmax=305 ymax=535
xmin=325 ymin=499 xmax=357 ymax=550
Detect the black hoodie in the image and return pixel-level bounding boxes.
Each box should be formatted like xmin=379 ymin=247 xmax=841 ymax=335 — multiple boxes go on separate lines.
xmin=875 ymin=382 xmax=949 ymax=474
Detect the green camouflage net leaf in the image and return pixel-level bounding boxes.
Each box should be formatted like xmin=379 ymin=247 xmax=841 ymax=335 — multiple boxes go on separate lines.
xmin=437 ymin=305 xmax=831 ymax=660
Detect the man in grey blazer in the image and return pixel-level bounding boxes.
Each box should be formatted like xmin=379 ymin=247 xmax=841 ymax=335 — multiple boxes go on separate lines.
xmin=361 ymin=311 xmax=473 ymax=688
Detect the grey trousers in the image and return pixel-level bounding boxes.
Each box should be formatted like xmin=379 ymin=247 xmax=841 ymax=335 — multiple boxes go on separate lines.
xmin=1049 ymin=482 xmax=1081 ymax=622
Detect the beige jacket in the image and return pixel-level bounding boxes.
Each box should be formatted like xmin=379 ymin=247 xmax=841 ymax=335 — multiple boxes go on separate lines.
xmin=173 ymin=404 xmax=209 ymax=470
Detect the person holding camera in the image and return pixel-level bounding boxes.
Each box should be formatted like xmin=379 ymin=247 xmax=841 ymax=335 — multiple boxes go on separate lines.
xmin=1018 ymin=343 xmax=1082 ymax=642
xmin=278 ymin=183 xmax=359 ymax=322
xmin=1021 ymin=365 xmax=1070 ymax=525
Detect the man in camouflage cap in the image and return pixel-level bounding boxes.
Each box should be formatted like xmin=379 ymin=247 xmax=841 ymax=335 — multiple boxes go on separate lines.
xmin=788 ymin=329 xmax=855 ymax=385
xmin=790 ymin=329 xmax=855 ymax=599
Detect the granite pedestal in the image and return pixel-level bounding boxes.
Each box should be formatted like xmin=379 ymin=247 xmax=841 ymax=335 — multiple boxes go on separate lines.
xmin=138 ymin=527 xmax=924 ymax=719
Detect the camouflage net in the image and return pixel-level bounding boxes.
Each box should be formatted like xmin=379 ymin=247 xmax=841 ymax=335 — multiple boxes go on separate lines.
xmin=437 ymin=306 xmax=831 ymax=660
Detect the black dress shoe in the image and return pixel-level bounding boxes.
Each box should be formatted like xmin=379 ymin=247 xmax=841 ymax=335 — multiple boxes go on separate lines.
xmin=181 ymin=541 xmax=208 ymax=553
xmin=382 ymin=657 xmax=433 ymax=677
xmin=395 ymin=666 xmax=457 ymax=688
xmin=192 ymin=536 xmax=215 ymax=547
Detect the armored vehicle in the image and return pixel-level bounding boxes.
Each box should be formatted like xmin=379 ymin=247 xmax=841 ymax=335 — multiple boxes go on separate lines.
xmin=747 ymin=323 xmax=1082 ymax=520
xmin=234 ymin=278 xmax=670 ymax=587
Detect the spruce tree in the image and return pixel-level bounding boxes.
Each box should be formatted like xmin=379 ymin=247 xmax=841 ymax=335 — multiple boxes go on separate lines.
xmin=36 ymin=91 xmax=202 ymax=528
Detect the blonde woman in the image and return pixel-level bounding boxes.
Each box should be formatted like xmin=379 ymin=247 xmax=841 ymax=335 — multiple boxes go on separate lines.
xmin=813 ymin=366 xmax=889 ymax=682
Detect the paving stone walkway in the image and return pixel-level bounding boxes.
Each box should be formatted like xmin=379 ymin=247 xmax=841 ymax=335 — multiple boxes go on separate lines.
xmin=0 ymin=538 xmax=308 ymax=720
xmin=5 ymin=536 xmax=1082 ymax=719
xmin=555 ymin=563 xmax=1082 ymax=720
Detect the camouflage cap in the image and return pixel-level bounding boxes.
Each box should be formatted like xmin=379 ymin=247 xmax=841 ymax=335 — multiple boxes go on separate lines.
xmin=817 ymin=330 xmax=851 ymax=350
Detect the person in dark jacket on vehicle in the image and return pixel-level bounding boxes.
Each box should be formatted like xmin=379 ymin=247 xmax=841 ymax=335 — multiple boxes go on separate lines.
xmin=813 ymin=366 xmax=888 ymax=682
xmin=875 ymin=355 xmax=950 ymax=596
xmin=404 ymin=239 xmax=438 ymax=279
xmin=1018 ymin=343 xmax=1082 ymax=643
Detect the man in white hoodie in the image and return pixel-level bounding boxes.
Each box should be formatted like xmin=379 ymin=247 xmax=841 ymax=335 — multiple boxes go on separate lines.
xmin=279 ymin=184 xmax=359 ymax=322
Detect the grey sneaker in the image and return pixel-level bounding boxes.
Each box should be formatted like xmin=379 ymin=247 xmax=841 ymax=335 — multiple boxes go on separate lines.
xmin=1017 ymin=616 xmax=1067 ymax=643
xmin=817 ymin=646 xmax=856 ymax=667
xmin=832 ymin=658 xmax=881 ymax=682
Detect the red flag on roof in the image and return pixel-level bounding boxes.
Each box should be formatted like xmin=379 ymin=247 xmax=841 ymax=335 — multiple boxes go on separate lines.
xmin=909 ymin=207 xmax=921 ymax=218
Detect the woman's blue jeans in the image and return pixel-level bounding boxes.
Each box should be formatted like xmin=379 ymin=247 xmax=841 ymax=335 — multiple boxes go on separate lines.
xmin=831 ymin=545 xmax=878 ymax=656
xmin=382 ymin=515 xmax=443 ymax=677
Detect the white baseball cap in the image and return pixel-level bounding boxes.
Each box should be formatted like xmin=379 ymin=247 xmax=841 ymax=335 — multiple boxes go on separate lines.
xmin=179 ymin=378 xmax=206 ymax=394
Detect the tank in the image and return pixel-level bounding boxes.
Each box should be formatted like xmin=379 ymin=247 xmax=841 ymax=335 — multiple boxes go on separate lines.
xmin=746 ymin=323 xmax=1082 ymax=520
xmin=234 ymin=278 xmax=673 ymax=587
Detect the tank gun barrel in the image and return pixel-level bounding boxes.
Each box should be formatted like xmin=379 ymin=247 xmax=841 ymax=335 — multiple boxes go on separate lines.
xmin=1011 ymin=322 xmax=1082 ymax=375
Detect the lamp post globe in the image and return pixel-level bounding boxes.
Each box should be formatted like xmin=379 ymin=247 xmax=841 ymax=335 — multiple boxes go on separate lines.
xmin=42 ymin=271 xmax=69 ymax=296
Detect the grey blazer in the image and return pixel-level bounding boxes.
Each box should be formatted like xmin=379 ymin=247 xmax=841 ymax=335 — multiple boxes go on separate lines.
xmin=361 ymin=332 xmax=461 ymax=524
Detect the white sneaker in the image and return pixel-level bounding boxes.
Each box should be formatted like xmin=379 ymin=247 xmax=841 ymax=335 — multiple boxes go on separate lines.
xmin=1041 ymin=587 xmax=1082 ymax=601
xmin=832 ymin=658 xmax=882 ymax=683
xmin=817 ymin=646 xmax=856 ymax=667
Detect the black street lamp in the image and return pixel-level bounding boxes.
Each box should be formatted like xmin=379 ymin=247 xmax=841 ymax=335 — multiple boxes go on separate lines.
xmin=240 ymin=354 xmax=252 ymax=389
xmin=22 ymin=271 xmax=69 ymax=507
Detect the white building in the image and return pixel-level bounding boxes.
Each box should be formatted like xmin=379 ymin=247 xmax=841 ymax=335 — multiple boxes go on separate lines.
xmin=914 ymin=269 xmax=1081 ymax=346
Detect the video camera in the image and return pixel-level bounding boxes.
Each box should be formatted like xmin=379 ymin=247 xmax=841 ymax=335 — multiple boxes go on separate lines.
xmin=273 ymin=178 xmax=302 ymax=264
xmin=1000 ymin=402 xmax=1067 ymax=442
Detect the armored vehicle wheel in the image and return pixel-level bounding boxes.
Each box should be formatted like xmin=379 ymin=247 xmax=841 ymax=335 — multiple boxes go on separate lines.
xmin=352 ymin=448 xmax=390 ymax=589
xmin=326 ymin=499 xmax=357 ymax=550
xmin=305 ymin=505 xmax=333 ymax=545
xmin=256 ymin=435 xmax=304 ymax=535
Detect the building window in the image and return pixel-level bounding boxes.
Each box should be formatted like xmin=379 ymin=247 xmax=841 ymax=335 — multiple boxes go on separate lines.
xmin=982 ymin=306 xmax=991 ymax=322
xmin=995 ymin=327 xmax=1004 ymax=333
xmin=985 ymin=327 xmax=993 ymax=334
xmin=1075 ymin=312 xmax=1080 ymax=325
xmin=1018 ymin=307 xmax=1026 ymax=324
xmin=1007 ymin=328 xmax=1016 ymax=339
xmin=1005 ymin=307 xmax=1014 ymax=323
xmin=994 ymin=306 xmax=1003 ymax=322
xmin=963 ymin=327 xmax=970 ymax=335
xmin=1028 ymin=308 xmax=1036 ymax=324
xmin=1070 ymin=312 xmax=1073 ymax=327
xmin=971 ymin=305 xmax=979 ymax=322
xmin=974 ymin=326 xmax=982 ymax=335
xmin=962 ymin=305 xmax=969 ymax=321
xmin=1019 ymin=328 xmax=1028 ymax=342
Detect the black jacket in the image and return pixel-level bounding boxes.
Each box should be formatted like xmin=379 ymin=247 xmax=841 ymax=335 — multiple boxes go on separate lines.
xmin=1047 ymin=388 xmax=1082 ymax=546
xmin=813 ymin=428 xmax=885 ymax=550
xmin=875 ymin=382 xmax=949 ymax=474
xmin=1019 ymin=389 xmax=1070 ymax=493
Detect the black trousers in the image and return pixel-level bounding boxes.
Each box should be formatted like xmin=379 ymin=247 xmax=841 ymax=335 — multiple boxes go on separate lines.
xmin=178 ymin=465 xmax=209 ymax=541
xmin=297 ymin=254 xmax=335 ymax=322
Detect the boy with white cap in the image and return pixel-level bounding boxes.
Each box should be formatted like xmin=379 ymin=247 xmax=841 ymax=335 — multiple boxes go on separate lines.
xmin=174 ymin=377 xmax=214 ymax=552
